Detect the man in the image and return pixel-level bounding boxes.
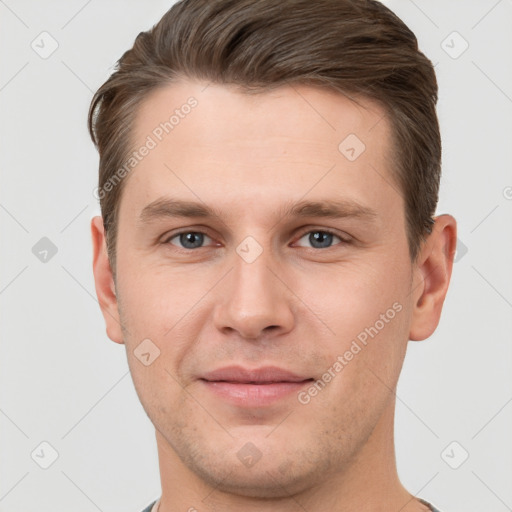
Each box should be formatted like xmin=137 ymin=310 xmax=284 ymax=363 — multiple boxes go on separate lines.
xmin=88 ymin=0 xmax=456 ymax=510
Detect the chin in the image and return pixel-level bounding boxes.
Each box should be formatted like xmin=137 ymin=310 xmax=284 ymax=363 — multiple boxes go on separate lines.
xmin=175 ymin=434 xmax=333 ymax=499
xmin=192 ymin=458 xmax=318 ymax=499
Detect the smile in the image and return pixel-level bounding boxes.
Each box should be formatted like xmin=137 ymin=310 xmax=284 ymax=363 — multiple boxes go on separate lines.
xmin=199 ymin=366 xmax=314 ymax=407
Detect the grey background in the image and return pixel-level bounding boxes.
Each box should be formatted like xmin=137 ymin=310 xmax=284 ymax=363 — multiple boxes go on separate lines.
xmin=1 ymin=1 xmax=511 ymax=511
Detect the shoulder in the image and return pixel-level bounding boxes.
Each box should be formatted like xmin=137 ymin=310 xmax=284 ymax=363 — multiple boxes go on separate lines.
xmin=419 ymin=498 xmax=444 ymax=512
xmin=139 ymin=500 xmax=157 ymax=512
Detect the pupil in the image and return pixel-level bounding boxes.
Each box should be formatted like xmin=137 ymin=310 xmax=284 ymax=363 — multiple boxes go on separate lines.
xmin=177 ymin=232 xmax=333 ymax=249
xmin=181 ymin=232 xmax=203 ymax=248
xmin=311 ymin=231 xmax=332 ymax=248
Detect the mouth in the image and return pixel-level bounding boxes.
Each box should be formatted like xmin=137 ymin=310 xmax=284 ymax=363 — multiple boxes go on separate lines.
xmin=199 ymin=366 xmax=314 ymax=406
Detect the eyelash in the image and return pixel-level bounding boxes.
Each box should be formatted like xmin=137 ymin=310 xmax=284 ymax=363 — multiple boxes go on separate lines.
xmin=162 ymin=228 xmax=352 ymax=251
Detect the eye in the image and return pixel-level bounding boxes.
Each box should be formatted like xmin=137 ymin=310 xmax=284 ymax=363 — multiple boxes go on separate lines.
xmin=294 ymin=229 xmax=348 ymax=249
xmin=165 ymin=231 xmax=214 ymax=249
xmin=163 ymin=228 xmax=350 ymax=251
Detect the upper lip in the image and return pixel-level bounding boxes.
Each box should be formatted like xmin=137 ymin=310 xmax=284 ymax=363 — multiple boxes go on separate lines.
xmin=200 ymin=366 xmax=312 ymax=384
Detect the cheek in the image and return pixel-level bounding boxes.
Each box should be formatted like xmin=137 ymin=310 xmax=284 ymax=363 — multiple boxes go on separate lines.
xmin=116 ymin=262 xmax=196 ymax=334
xmin=307 ymin=289 xmax=409 ymax=425
xmin=305 ymin=256 xmax=411 ymax=392
xmin=116 ymin=263 xmax=212 ymax=383
xmin=117 ymin=271 xmax=197 ymax=414
xmin=311 ymin=258 xmax=409 ymax=336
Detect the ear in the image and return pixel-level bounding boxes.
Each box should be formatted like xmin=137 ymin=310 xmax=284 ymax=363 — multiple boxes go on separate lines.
xmin=409 ymin=214 xmax=457 ymax=341
xmin=91 ymin=216 xmax=124 ymax=344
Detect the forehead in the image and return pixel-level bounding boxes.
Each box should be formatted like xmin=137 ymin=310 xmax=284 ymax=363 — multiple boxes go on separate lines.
xmin=120 ymin=79 xmax=399 ymax=223
xmin=132 ymin=79 xmax=391 ymax=155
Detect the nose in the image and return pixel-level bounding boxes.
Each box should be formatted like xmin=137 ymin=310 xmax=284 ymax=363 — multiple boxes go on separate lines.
xmin=212 ymin=242 xmax=295 ymax=341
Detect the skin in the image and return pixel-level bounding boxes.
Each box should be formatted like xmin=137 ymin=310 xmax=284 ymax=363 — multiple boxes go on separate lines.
xmin=91 ymin=79 xmax=456 ymax=512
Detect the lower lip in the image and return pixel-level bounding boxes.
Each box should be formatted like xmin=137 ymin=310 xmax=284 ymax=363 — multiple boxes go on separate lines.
xmin=200 ymin=380 xmax=312 ymax=407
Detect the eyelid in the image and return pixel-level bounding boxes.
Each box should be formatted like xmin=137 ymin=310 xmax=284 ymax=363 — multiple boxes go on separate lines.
xmin=162 ymin=228 xmax=217 ymax=248
xmin=292 ymin=227 xmax=352 ymax=247
xmin=162 ymin=226 xmax=352 ymax=251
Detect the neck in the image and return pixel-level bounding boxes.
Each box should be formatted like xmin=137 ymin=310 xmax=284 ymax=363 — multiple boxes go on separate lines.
xmin=154 ymin=399 xmax=427 ymax=512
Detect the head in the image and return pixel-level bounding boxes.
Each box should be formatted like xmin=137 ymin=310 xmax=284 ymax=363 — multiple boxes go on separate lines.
xmin=89 ymin=0 xmax=456 ymax=500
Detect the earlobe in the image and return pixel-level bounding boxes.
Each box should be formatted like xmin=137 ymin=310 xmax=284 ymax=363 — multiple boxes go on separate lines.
xmin=408 ymin=214 xmax=457 ymax=341
xmin=91 ymin=216 xmax=124 ymax=344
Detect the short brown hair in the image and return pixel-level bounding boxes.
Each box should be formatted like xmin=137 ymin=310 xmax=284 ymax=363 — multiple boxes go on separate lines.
xmin=88 ymin=0 xmax=440 ymax=273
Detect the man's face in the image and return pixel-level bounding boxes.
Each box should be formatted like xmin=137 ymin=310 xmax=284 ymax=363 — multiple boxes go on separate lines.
xmin=105 ymin=80 xmax=419 ymax=495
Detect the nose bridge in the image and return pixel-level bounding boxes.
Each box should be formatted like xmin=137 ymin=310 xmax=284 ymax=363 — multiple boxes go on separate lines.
xmin=213 ymin=234 xmax=294 ymax=339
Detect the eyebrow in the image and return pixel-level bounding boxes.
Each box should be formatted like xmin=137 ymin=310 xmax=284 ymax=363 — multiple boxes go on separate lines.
xmin=138 ymin=196 xmax=378 ymax=225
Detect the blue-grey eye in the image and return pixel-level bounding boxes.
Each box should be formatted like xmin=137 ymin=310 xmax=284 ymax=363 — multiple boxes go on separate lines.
xmin=296 ymin=230 xmax=342 ymax=249
xmin=169 ymin=231 xmax=212 ymax=249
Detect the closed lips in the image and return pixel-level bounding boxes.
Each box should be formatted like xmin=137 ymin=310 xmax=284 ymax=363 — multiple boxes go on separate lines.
xmin=200 ymin=366 xmax=314 ymax=384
